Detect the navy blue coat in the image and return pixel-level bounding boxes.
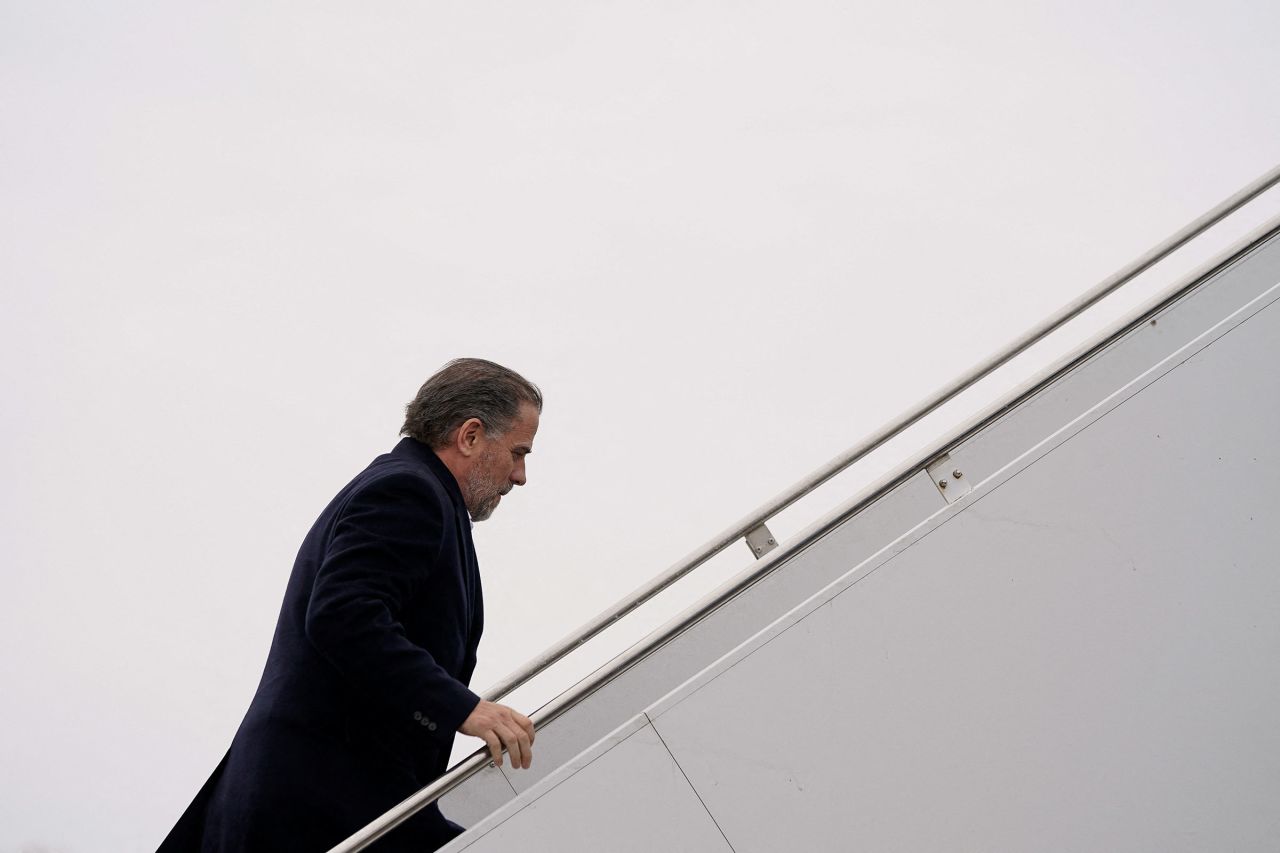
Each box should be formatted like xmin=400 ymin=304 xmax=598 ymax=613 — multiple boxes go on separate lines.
xmin=159 ymin=438 xmax=484 ymax=852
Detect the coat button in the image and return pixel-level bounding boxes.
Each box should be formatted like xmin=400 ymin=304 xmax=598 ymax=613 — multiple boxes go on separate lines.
xmin=427 ymin=722 xmax=438 ymax=732
xmin=413 ymin=711 xmax=423 ymax=721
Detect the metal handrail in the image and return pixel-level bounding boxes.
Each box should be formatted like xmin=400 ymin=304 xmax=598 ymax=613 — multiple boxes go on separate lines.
xmin=329 ymin=162 xmax=1280 ymax=853
xmin=481 ymin=162 xmax=1280 ymax=704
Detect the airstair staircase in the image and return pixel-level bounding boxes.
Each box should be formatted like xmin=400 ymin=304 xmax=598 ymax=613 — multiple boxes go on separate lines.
xmin=334 ymin=167 xmax=1280 ymax=852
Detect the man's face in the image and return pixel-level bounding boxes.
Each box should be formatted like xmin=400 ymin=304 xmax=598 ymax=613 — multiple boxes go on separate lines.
xmin=463 ymin=402 xmax=539 ymax=522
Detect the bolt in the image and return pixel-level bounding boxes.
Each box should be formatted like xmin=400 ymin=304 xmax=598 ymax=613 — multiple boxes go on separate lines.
xmin=953 ymin=469 xmax=963 ymax=479
xmin=767 ymin=538 xmax=775 ymax=546
xmin=939 ymin=479 xmax=948 ymax=489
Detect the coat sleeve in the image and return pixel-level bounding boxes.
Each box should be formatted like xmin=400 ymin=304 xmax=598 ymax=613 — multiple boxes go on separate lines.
xmin=304 ymin=471 xmax=481 ymax=746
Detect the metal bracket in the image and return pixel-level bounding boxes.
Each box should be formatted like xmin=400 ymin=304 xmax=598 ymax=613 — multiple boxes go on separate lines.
xmin=925 ymin=453 xmax=972 ymax=504
xmin=744 ymin=524 xmax=778 ymax=558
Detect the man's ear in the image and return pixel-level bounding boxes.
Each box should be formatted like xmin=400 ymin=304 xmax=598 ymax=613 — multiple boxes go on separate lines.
xmin=455 ymin=417 xmax=484 ymax=457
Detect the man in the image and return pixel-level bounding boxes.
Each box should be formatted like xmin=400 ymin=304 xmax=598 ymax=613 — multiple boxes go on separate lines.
xmin=158 ymin=358 xmax=541 ymax=852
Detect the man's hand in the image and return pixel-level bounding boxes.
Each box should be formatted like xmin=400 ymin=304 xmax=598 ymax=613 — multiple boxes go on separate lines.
xmin=459 ymin=700 xmax=535 ymax=769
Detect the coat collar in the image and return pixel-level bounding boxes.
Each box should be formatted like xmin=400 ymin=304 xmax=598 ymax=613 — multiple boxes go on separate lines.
xmin=391 ymin=437 xmax=468 ymax=513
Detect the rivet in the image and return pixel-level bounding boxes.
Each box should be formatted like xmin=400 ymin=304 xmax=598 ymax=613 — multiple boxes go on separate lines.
xmin=952 ymin=470 xmax=963 ymax=479
xmin=939 ymin=479 xmax=948 ymax=489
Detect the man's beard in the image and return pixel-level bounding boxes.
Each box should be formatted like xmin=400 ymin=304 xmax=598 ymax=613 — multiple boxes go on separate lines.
xmin=464 ymin=451 xmax=508 ymax=522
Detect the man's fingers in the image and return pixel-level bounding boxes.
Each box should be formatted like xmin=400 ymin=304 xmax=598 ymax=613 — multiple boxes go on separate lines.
xmin=483 ymin=732 xmax=502 ymax=767
xmin=515 ymin=728 xmax=533 ymax=769
xmin=504 ymin=712 xmax=534 ymax=768
xmin=496 ymin=723 xmax=526 ymax=770
xmin=510 ymin=723 xmax=534 ymax=769
xmin=502 ymin=722 xmax=530 ymax=771
xmin=515 ymin=711 xmax=535 ymax=744
xmin=461 ymin=702 xmax=535 ymax=769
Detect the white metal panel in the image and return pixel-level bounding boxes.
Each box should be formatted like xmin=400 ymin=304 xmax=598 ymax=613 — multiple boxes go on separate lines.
xmin=645 ymin=294 xmax=1280 ymax=852
xmin=442 ymin=717 xmax=733 ymax=853
xmin=939 ymin=230 xmax=1280 ymax=497
xmin=500 ymin=471 xmax=945 ymax=794
xmin=438 ymin=764 xmax=516 ymax=828
xmin=453 ymin=223 xmax=1280 ymax=814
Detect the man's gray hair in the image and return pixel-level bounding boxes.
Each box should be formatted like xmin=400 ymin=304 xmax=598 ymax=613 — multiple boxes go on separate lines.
xmin=401 ymin=358 xmax=543 ymax=449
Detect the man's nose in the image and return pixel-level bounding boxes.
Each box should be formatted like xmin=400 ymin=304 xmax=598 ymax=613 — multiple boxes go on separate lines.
xmin=511 ymin=460 xmax=527 ymax=486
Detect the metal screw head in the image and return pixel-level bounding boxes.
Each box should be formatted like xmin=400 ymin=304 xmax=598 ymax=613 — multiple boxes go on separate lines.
xmin=952 ymin=469 xmax=963 ymax=479
xmin=938 ymin=479 xmax=948 ymax=489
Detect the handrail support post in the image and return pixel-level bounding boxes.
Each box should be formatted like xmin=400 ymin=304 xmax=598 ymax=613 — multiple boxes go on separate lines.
xmin=744 ymin=523 xmax=779 ymax=558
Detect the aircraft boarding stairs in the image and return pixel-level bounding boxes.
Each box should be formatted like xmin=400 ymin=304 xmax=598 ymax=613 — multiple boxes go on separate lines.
xmin=334 ymin=168 xmax=1280 ymax=852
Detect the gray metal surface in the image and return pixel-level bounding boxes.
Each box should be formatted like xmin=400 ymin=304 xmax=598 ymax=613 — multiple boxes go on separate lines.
xmin=449 ymin=251 xmax=1280 ymax=852
xmin=441 ymin=718 xmax=734 ymax=853
xmin=925 ymin=453 xmax=972 ymax=503
xmin=436 ymin=765 xmax=515 ymax=828
xmin=743 ymin=523 xmax=778 ymax=559
xmin=499 ymin=471 xmax=946 ymax=796
xmin=941 ymin=224 xmax=1280 ymax=503
xmin=645 ymin=291 xmax=1280 ymax=852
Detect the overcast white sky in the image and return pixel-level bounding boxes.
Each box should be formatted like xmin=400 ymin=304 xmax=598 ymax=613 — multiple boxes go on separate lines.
xmin=3 ymin=2 xmax=1279 ymax=850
